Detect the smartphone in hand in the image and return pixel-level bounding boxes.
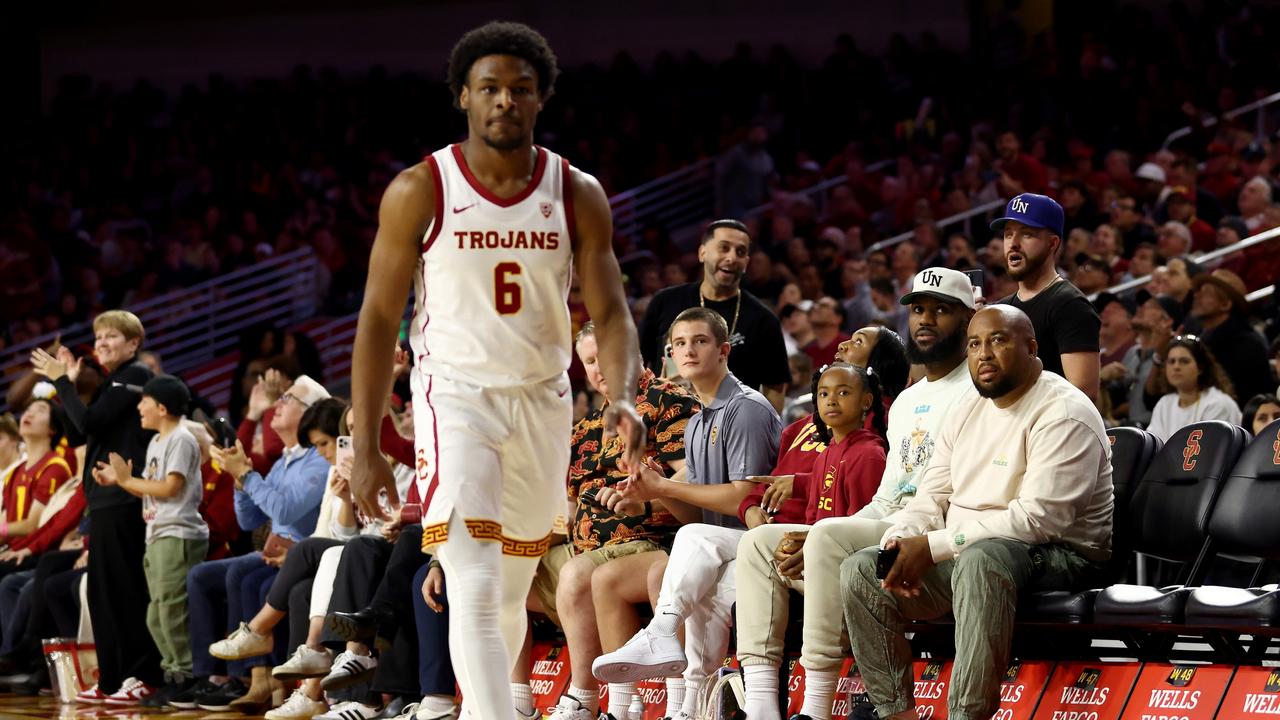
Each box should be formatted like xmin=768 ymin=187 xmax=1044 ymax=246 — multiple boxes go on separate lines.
xmin=876 ymin=546 xmax=900 ymax=580
xmin=337 ymin=436 xmax=354 ymax=468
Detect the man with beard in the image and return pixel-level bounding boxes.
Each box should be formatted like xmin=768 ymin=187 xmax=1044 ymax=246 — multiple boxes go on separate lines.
xmin=735 ymin=268 xmax=978 ymax=720
xmin=993 ymin=193 xmax=1101 ymax=399
xmin=841 ymin=305 xmax=1113 ymax=720
xmin=639 ymin=219 xmax=790 ymax=411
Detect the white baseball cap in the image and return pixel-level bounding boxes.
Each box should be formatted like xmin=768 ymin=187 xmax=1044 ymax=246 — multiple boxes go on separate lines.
xmin=1135 ymin=162 xmax=1167 ymax=184
xmin=899 ymin=267 xmax=977 ymax=310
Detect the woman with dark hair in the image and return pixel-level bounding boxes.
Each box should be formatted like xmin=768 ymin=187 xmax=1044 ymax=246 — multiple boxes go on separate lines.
xmin=1147 ymin=335 xmax=1241 ymax=441
xmin=845 ymin=326 xmax=910 ymax=400
xmin=1242 ymin=394 xmax=1280 ymax=435
xmin=0 ymin=399 xmax=72 ymax=546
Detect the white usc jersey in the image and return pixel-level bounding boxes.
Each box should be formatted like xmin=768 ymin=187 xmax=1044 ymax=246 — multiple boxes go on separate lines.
xmin=410 ymin=144 xmax=575 ymax=388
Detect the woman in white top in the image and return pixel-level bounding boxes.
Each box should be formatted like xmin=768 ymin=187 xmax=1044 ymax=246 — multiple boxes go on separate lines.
xmin=1147 ymin=335 xmax=1242 ymax=441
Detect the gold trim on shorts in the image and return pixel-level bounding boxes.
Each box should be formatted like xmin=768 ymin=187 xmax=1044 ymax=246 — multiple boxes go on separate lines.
xmin=421 ymin=519 xmax=554 ymax=558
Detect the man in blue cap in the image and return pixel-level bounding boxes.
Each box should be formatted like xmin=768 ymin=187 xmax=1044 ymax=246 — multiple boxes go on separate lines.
xmin=991 ymin=193 xmax=1101 ymax=399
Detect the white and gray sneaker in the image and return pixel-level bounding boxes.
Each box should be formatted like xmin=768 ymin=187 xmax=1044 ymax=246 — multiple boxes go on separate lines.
xmin=314 ymin=701 xmax=382 ymax=720
xmin=209 ymin=621 xmax=273 ymax=660
xmin=272 ymin=645 xmax=336 ymax=681
xmin=263 ymin=689 xmax=329 ymax=720
xmin=320 ymin=651 xmax=378 ymax=690
xmin=591 ymin=626 xmax=687 ymax=683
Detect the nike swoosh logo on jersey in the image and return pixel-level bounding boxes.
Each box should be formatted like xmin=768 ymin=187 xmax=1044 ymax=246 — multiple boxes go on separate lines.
xmin=452 ymin=203 xmax=478 ymax=214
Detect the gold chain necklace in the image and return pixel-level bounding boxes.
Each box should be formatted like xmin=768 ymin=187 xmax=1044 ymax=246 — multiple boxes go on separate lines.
xmin=700 ymin=291 xmax=742 ymax=338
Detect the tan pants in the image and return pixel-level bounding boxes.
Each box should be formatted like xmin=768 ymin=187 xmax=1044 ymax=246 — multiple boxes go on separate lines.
xmin=734 ymin=516 xmax=890 ymax=670
xmin=530 ymin=539 xmax=663 ymax=627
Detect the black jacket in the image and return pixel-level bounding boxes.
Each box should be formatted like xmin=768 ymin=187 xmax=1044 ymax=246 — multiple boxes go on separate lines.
xmin=54 ymin=358 xmax=155 ymax=511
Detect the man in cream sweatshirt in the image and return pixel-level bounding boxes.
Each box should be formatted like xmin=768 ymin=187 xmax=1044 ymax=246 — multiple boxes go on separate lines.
xmin=838 ymin=305 xmax=1114 ymax=720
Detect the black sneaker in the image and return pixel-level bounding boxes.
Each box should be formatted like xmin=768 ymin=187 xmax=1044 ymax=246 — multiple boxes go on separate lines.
xmin=194 ymin=677 xmax=248 ymax=711
xmin=167 ymin=676 xmax=220 ymax=709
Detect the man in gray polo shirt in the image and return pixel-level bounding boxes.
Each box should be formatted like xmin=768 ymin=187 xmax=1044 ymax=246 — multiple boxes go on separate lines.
xmin=592 ymin=306 xmax=780 ymax=713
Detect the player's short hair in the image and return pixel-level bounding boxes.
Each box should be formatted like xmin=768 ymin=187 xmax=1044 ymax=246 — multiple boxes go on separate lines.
xmin=447 ymin=21 xmax=559 ymax=109
xmin=93 ymin=309 xmax=145 ymax=344
xmin=701 ymin=219 xmax=751 ymax=246
xmin=575 ymin=321 xmax=596 ymax=345
xmin=668 ymin=307 xmax=729 ymax=346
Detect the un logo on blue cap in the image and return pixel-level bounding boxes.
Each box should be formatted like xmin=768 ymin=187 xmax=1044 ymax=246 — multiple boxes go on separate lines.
xmin=1010 ymin=196 xmax=1030 ymax=214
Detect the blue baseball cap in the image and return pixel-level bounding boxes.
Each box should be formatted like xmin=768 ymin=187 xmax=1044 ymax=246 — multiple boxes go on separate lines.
xmin=990 ymin=193 xmax=1064 ymax=238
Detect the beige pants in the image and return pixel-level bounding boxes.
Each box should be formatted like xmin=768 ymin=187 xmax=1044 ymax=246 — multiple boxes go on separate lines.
xmin=735 ymin=516 xmax=890 ymax=670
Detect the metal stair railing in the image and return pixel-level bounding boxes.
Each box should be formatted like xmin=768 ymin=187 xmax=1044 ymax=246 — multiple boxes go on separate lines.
xmin=1162 ymin=90 xmax=1280 ymax=149
xmin=0 ymin=248 xmax=319 ymax=412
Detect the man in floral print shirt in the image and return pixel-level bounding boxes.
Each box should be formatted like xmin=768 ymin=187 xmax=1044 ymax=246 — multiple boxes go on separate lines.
xmin=528 ymin=322 xmax=700 ymax=720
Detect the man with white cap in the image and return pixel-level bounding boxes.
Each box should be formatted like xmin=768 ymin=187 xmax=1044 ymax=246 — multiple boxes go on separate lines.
xmin=991 ymin=193 xmax=1102 ymax=399
xmin=180 ymin=374 xmax=333 ymax=711
xmin=736 ymin=267 xmax=980 ymax=720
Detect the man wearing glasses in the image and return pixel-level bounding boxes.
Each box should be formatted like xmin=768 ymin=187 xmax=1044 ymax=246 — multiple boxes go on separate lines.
xmin=181 ymin=375 xmax=333 ymax=711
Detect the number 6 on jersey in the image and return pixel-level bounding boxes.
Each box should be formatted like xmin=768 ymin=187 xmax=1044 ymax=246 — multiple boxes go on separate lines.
xmin=494 ymin=261 xmax=523 ymax=314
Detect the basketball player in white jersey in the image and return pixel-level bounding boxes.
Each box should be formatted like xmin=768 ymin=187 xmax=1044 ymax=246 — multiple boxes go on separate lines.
xmin=349 ymin=21 xmax=646 ymax=720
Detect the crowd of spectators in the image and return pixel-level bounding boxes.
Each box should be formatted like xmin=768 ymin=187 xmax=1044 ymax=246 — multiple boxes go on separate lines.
xmin=6 ymin=3 xmax=1280 ymax=354
xmin=3 ymin=4 xmax=1280 ymax=718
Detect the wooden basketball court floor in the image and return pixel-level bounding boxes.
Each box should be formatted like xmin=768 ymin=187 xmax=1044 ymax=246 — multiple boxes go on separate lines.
xmin=0 ymin=695 xmax=270 ymax=720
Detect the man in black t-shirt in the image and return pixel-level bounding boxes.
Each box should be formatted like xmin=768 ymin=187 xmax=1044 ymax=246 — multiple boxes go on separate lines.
xmin=638 ymin=219 xmax=790 ymax=411
xmin=991 ymin=193 xmax=1101 ymax=399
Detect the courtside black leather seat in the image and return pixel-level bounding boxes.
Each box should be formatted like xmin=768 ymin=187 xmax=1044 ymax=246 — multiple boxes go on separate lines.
xmin=1185 ymin=419 xmax=1280 ymax=627
xmin=1025 ymin=427 xmax=1161 ymax=622
xmin=1093 ymin=421 xmax=1248 ymax=625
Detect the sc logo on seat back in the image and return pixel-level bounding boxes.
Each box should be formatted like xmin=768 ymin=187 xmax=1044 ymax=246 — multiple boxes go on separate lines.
xmin=1182 ymin=429 xmax=1203 ymax=472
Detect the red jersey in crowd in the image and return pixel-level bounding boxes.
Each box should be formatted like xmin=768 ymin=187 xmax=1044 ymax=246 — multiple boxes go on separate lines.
xmin=801 ymin=428 xmax=886 ymax=524
xmin=9 ymin=483 xmax=85 ymax=555
xmin=738 ymin=416 xmax=827 ymax=524
xmin=4 ymin=450 xmax=73 ymax=523
xmin=200 ymin=461 xmax=238 ymax=560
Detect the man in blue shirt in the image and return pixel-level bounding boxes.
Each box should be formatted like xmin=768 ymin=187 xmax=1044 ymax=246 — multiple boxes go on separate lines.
xmin=179 ymin=375 xmax=331 ymax=711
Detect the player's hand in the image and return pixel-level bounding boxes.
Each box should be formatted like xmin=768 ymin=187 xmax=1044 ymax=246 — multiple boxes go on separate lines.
xmin=604 ymin=399 xmax=646 ymax=475
xmin=380 ymin=507 xmax=404 ymax=543
xmin=752 ymin=475 xmax=795 ymax=514
xmin=881 ymin=535 xmax=934 ymax=598
xmin=73 ymin=549 xmax=88 ymax=570
xmin=423 ymin=565 xmax=447 ymax=612
xmin=350 ymin=450 xmax=399 ymax=521
xmin=264 ymin=550 xmax=287 ymax=568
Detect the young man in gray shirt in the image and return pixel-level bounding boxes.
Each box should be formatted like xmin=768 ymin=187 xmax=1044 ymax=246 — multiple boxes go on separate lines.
xmin=96 ymin=375 xmax=208 ymax=706
xmin=592 ymin=307 xmax=780 ymax=718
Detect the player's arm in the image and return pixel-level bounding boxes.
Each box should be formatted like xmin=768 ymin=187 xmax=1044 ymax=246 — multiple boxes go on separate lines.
xmin=570 ymin=167 xmax=645 ymax=468
xmin=350 ymin=164 xmax=434 ymax=518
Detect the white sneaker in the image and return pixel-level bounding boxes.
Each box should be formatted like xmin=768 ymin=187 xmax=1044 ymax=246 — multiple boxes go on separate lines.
xmin=591 ymin=626 xmax=687 ymax=683
xmin=102 ymin=677 xmax=157 ymax=705
xmin=661 ymin=712 xmax=695 ymax=720
xmin=413 ymin=699 xmax=461 ymax=720
xmin=315 ymin=701 xmax=383 ymax=720
xmin=273 ymin=645 xmax=336 ymax=680
xmin=547 ymin=695 xmax=597 ymax=720
xmin=264 ymin=689 xmax=329 ymax=720
xmin=210 ymin=621 xmax=274 ymax=660
xmin=516 ymin=706 xmax=541 ymax=719
xmin=319 ymin=650 xmax=378 ymax=690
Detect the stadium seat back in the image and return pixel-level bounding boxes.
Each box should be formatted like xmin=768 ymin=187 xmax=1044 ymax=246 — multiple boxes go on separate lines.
xmin=1208 ymin=419 xmax=1280 ymax=557
xmin=1127 ymin=421 xmax=1246 ymax=564
xmin=1103 ymin=426 xmax=1161 ymax=579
